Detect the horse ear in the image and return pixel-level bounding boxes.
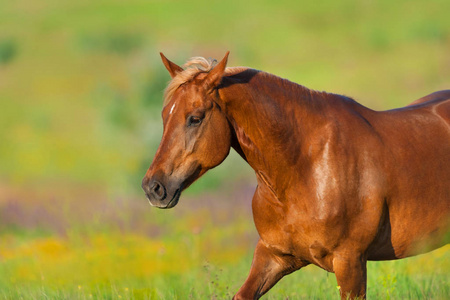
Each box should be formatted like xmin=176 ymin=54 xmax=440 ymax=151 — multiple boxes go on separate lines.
xmin=160 ymin=52 xmax=184 ymax=78
xmin=205 ymin=51 xmax=230 ymax=89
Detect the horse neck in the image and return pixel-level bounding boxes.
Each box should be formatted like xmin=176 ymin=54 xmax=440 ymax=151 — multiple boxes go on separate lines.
xmin=218 ymin=70 xmax=339 ymax=196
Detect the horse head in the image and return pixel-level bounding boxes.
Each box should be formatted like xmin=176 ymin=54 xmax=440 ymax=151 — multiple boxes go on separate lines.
xmin=142 ymin=52 xmax=232 ymax=208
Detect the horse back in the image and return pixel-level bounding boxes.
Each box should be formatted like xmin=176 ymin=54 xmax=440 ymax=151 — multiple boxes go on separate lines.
xmin=407 ymin=89 xmax=450 ymax=128
xmin=408 ymin=89 xmax=450 ymax=108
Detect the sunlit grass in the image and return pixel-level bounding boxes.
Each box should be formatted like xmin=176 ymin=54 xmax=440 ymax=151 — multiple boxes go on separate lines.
xmin=0 ymin=228 xmax=448 ymax=299
xmin=0 ymin=224 xmax=252 ymax=299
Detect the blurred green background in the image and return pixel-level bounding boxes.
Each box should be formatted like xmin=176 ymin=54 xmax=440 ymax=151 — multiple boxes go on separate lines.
xmin=0 ymin=0 xmax=449 ymax=299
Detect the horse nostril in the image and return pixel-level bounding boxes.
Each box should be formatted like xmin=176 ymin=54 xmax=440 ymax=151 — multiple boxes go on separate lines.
xmin=150 ymin=180 xmax=166 ymax=200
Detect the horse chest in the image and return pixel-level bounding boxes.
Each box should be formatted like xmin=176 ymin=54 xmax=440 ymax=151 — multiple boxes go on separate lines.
xmin=252 ymin=183 xmax=349 ymax=269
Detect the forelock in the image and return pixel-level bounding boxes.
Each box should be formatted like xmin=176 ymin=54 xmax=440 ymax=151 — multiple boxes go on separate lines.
xmin=163 ymin=56 xmax=217 ymax=107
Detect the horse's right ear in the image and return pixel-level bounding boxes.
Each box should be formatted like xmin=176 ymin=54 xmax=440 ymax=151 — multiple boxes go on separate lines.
xmin=160 ymin=53 xmax=183 ymax=78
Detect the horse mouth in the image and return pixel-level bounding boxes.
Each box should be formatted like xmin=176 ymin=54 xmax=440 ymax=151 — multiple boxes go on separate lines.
xmin=160 ymin=188 xmax=181 ymax=209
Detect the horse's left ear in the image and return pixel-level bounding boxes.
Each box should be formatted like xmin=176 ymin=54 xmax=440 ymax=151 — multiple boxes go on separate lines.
xmin=205 ymin=51 xmax=229 ymax=89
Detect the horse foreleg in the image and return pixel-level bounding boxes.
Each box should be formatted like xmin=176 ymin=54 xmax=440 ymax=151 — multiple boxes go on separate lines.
xmin=333 ymin=253 xmax=367 ymax=299
xmin=233 ymin=240 xmax=306 ymax=300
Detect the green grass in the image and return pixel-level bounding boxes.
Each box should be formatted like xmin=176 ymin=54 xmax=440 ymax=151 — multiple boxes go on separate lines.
xmin=0 ymin=189 xmax=448 ymax=299
xmin=0 ymin=226 xmax=448 ymax=299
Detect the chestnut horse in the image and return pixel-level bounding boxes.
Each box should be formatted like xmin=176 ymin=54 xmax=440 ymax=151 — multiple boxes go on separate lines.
xmin=142 ymin=52 xmax=450 ymax=299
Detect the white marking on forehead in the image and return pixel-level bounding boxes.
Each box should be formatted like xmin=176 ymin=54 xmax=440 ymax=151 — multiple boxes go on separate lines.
xmin=169 ymin=103 xmax=176 ymax=115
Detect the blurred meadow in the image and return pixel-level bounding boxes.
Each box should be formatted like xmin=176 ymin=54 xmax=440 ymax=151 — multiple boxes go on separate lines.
xmin=0 ymin=0 xmax=449 ymax=299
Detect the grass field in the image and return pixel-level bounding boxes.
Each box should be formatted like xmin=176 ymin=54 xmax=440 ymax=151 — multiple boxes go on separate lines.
xmin=1 ymin=0 xmax=449 ymax=299
xmin=1 ymin=187 xmax=449 ymax=299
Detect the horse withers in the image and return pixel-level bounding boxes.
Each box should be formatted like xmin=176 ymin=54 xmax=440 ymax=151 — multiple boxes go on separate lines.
xmin=142 ymin=52 xmax=450 ymax=299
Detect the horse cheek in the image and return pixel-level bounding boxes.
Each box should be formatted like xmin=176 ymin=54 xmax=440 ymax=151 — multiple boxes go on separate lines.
xmin=205 ymin=115 xmax=231 ymax=168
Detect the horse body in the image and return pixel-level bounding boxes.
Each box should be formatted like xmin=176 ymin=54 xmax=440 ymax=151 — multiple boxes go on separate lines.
xmin=143 ymin=53 xmax=450 ymax=299
xmin=222 ymin=70 xmax=449 ymax=260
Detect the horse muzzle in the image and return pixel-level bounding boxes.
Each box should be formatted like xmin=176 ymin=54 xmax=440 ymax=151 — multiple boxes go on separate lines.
xmin=142 ymin=177 xmax=182 ymax=209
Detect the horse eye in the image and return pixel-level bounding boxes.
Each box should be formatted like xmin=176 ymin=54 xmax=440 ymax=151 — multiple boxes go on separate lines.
xmin=187 ymin=115 xmax=202 ymax=127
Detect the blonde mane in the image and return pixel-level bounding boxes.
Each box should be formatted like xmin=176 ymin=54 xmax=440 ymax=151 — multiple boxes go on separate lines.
xmin=163 ymin=56 xmax=247 ymax=107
